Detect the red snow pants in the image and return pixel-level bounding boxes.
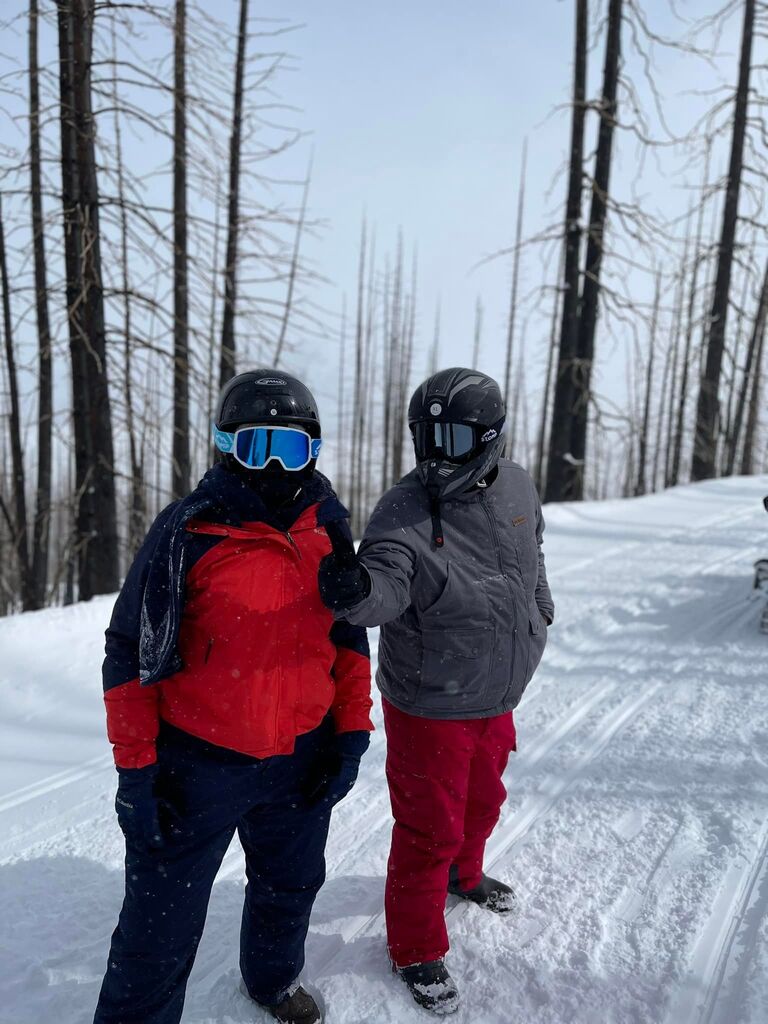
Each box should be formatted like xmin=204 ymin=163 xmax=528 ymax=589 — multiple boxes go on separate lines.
xmin=383 ymin=698 xmax=517 ymax=967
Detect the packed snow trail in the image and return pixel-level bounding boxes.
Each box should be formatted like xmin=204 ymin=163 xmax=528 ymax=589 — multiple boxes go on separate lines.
xmin=1 ymin=475 xmax=767 ymax=1024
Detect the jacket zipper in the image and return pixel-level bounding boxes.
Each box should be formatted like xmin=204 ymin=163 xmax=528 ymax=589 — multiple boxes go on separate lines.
xmin=284 ymin=529 xmax=302 ymax=559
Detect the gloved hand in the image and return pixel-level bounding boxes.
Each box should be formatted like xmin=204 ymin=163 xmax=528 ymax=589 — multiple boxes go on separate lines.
xmin=115 ymin=764 xmax=168 ymax=850
xmin=303 ymin=730 xmax=370 ymax=808
xmin=318 ymin=522 xmax=371 ymax=612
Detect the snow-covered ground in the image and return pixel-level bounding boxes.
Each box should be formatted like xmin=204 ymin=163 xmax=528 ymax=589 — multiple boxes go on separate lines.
xmin=1 ymin=475 xmax=767 ymax=1024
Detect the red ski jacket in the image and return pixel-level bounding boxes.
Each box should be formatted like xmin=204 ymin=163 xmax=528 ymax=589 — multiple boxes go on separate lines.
xmin=103 ymin=474 xmax=372 ymax=769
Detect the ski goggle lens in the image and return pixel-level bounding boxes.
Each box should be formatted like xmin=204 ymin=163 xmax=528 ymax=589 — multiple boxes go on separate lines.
xmin=412 ymin=421 xmax=477 ymax=461
xmin=213 ymin=424 xmax=321 ymax=470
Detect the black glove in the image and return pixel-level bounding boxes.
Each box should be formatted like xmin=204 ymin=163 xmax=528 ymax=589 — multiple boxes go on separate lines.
xmin=303 ymin=730 xmax=370 ymax=808
xmin=115 ymin=764 xmax=174 ymax=850
xmin=318 ymin=521 xmax=371 ymax=611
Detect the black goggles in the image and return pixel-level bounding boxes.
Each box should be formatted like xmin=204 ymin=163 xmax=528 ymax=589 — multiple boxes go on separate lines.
xmin=411 ymin=420 xmax=501 ymax=463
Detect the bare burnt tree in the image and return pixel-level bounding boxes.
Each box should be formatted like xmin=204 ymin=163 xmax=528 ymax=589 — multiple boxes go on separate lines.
xmin=730 ymin=255 xmax=768 ymax=473
xmin=219 ymin=0 xmax=248 ymax=384
xmin=635 ymin=270 xmax=661 ymax=496
xmin=569 ymin=0 xmax=622 ymax=501
xmin=671 ymin=149 xmax=713 ymax=487
xmin=172 ymin=0 xmax=190 ymax=498
xmin=28 ymin=0 xmax=52 ymax=608
xmin=692 ymin=0 xmax=755 ymax=480
xmin=740 ymin=280 xmax=766 ymax=473
xmin=472 ymin=295 xmax=483 ymax=368
xmin=274 ymin=157 xmax=311 ymax=367
xmin=57 ymin=0 xmax=118 ymax=599
xmin=545 ymin=0 xmax=588 ymax=503
xmin=504 ymin=138 xmax=527 ymax=456
xmin=0 ymin=195 xmax=33 ymax=610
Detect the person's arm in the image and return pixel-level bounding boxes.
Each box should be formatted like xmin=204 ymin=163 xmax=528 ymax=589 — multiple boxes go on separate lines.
xmin=319 ymin=497 xmax=418 ymax=627
xmin=533 ymin=490 xmax=555 ymax=625
xmin=102 ymin=506 xmax=175 ymax=769
xmin=329 ymin=618 xmax=374 ymax=734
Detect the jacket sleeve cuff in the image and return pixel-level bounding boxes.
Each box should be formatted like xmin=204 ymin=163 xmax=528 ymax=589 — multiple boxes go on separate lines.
xmin=332 ymin=703 xmax=375 ymax=734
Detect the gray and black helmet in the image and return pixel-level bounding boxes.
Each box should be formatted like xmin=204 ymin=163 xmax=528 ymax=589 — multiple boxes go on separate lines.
xmin=408 ymin=367 xmax=506 ymax=503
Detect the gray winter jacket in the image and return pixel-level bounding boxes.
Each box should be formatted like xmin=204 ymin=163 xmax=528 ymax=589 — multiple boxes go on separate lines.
xmin=339 ymin=459 xmax=554 ymax=718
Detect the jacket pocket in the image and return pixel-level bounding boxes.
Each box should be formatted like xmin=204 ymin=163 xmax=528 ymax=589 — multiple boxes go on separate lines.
xmin=417 ymin=627 xmax=494 ymax=712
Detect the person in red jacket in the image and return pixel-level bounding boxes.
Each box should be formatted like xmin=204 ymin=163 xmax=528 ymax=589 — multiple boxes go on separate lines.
xmin=94 ymin=371 xmax=373 ymax=1024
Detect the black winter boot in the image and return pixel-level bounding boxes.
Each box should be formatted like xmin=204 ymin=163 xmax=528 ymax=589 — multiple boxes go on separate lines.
xmin=261 ymin=984 xmax=322 ymax=1024
xmin=394 ymin=959 xmax=460 ymax=1015
xmin=448 ymin=865 xmax=516 ymax=914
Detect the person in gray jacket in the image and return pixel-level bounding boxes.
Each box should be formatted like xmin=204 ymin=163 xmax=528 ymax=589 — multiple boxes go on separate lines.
xmin=318 ymin=367 xmax=554 ymax=1015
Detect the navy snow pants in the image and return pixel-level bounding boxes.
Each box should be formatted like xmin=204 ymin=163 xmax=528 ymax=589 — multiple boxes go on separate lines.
xmin=94 ymin=718 xmax=334 ymax=1024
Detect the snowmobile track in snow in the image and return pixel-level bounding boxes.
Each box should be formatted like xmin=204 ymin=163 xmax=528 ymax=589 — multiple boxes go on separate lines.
xmin=666 ymin=818 xmax=768 ymax=1024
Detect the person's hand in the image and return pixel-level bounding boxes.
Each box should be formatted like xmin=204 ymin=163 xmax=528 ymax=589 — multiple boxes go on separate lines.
xmin=115 ymin=764 xmax=172 ymax=849
xmin=318 ymin=522 xmax=371 ymax=611
xmin=303 ymin=730 xmax=370 ymax=808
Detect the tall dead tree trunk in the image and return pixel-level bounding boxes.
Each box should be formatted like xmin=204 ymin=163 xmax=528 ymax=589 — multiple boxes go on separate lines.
xmin=535 ymin=259 xmax=563 ymax=494
xmin=29 ymin=0 xmax=52 ymax=608
xmin=635 ymin=271 xmax=661 ymax=496
xmin=472 ymin=295 xmax=483 ymax=368
xmin=351 ymin=218 xmax=367 ymax=534
xmin=504 ymin=139 xmax=527 ymax=456
xmin=671 ymin=147 xmax=712 ymax=486
xmin=545 ymin=0 xmax=587 ymax=503
xmin=570 ymin=0 xmax=622 ymax=500
xmin=172 ymin=0 xmax=190 ymax=498
xmin=739 ymin=302 xmax=765 ymax=475
xmin=0 ymin=195 xmax=33 ymax=609
xmin=57 ymin=0 xmax=118 ymax=600
xmin=111 ymin=18 xmax=145 ymax=558
xmin=219 ymin=0 xmax=249 ymax=385
xmin=275 ymin=157 xmax=310 ymax=367
xmin=733 ymin=256 xmax=768 ymax=474
xmin=691 ymin=0 xmax=754 ymax=481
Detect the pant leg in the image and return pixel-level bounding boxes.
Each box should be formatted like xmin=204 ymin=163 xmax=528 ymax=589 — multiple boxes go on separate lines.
xmin=238 ymin=719 xmax=334 ymax=1005
xmin=452 ymin=712 xmax=516 ymax=890
xmin=94 ymin=730 xmax=249 ymax=1024
xmin=383 ymin=699 xmax=480 ymax=967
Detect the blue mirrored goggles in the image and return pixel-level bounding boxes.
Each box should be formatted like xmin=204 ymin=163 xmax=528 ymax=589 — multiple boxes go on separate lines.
xmin=213 ymin=424 xmax=322 ymax=471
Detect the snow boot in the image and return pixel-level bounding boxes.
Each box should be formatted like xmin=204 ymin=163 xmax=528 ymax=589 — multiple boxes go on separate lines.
xmin=394 ymin=959 xmax=460 ymax=1015
xmin=448 ymin=865 xmax=516 ymax=914
xmin=258 ymin=984 xmax=322 ymax=1024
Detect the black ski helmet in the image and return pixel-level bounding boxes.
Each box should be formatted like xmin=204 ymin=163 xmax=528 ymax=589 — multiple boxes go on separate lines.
xmin=408 ymin=367 xmax=506 ymax=500
xmin=215 ymin=369 xmax=321 ymax=436
xmin=214 ymin=369 xmax=322 ymax=477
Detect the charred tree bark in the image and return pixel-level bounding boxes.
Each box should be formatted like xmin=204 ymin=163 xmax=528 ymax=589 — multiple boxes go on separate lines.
xmin=570 ymin=0 xmax=622 ymax=500
xmin=545 ymin=0 xmax=588 ymax=503
xmin=57 ymin=0 xmax=118 ymax=600
xmin=671 ymin=147 xmax=712 ymax=486
xmin=111 ymin=18 xmax=145 ymax=559
xmin=0 ymin=195 xmax=33 ymax=609
xmin=29 ymin=0 xmax=52 ymax=608
xmin=732 ymin=256 xmax=768 ymax=474
xmin=219 ymin=0 xmax=249 ymax=385
xmin=275 ymin=157 xmax=310 ymax=367
xmin=691 ymin=0 xmax=754 ymax=481
xmin=635 ymin=271 xmax=661 ymax=496
xmin=172 ymin=0 xmax=190 ymax=498
xmin=504 ymin=139 xmax=527 ymax=456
